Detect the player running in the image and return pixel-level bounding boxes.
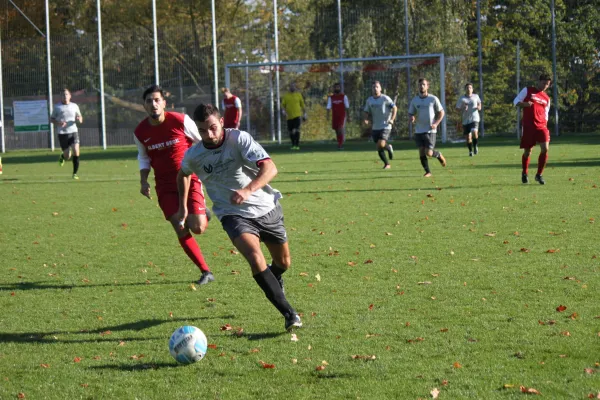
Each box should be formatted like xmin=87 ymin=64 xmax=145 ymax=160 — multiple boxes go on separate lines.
xmin=455 ymin=83 xmax=481 ymax=156
xmin=221 ymin=87 xmax=243 ymax=129
xmin=326 ymin=82 xmax=350 ymax=150
xmin=176 ymin=103 xmax=302 ymax=331
xmin=363 ymin=81 xmax=397 ymax=169
xmin=134 ymin=85 xmax=214 ymax=285
xmin=514 ymin=73 xmax=552 ymax=185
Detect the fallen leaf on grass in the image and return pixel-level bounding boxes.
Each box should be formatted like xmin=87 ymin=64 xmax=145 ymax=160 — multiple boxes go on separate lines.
xmin=347 ymin=262 xmax=356 ymax=267
xmin=556 ymin=305 xmax=567 ymax=312
xmin=315 ymin=273 xmax=321 ymax=282
xmin=220 ymin=324 xmax=232 ymax=331
xmin=129 ymin=354 xmax=145 ymax=359
xmin=259 ymin=360 xmax=275 ymax=369
xmin=40 ymin=364 xmax=50 ymax=368
xmin=520 ymin=386 xmax=541 ymax=395
xmin=73 ymin=357 xmax=82 ymax=363
xmin=431 ymin=388 xmax=440 ymax=399
xmin=299 ymin=272 xmax=309 ymax=276
xmin=364 ymin=259 xmax=373 ymax=264
xmin=453 ymin=362 xmax=462 ymax=368
xmin=418 ymin=281 xmax=432 ymax=285
xmin=546 ymin=249 xmax=560 ymax=253
xmin=351 ymin=355 xmax=376 ymax=360
xmin=484 ymin=232 xmax=496 ymax=237
xmin=17 ymin=393 xmax=25 ymax=399
xmin=208 ymin=344 xmax=217 ymax=349
xmin=584 ymin=368 xmax=596 ymax=375
xmin=407 ymin=337 xmax=425 ymax=343
xmin=290 ymin=334 xmax=299 ymax=342
xmin=520 ymin=248 xmax=530 ymax=253
xmin=315 ymin=365 xmax=326 ymax=371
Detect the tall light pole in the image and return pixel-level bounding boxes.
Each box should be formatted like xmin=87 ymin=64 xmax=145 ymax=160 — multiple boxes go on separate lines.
xmin=550 ymin=0 xmax=559 ymax=136
xmin=97 ymin=0 xmax=107 ymax=149
xmin=404 ymin=0 xmax=411 ymax=138
xmin=273 ymin=0 xmax=281 ymax=144
xmin=336 ymin=0 xmax=344 ymax=90
xmin=45 ymin=0 xmax=54 ymax=150
xmin=152 ymin=0 xmax=159 ymax=84
xmin=211 ymin=0 xmax=219 ymax=105
xmin=476 ymin=0 xmax=485 ymax=137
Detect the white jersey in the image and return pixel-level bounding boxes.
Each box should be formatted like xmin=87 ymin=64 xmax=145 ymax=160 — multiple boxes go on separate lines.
xmin=363 ymin=95 xmax=395 ymax=130
xmin=180 ymin=129 xmax=282 ymax=220
xmin=408 ymin=94 xmax=444 ymax=134
xmin=456 ymin=94 xmax=481 ymax=125
xmin=51 ymin=102 xmax=82 ymax=134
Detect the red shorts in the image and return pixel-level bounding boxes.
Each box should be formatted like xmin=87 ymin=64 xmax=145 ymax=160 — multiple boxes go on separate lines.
xmin=332 ymin=118 xmax=345 ymax=131
xmin=520 ymin=126 xmax=550 ymax=149
xmin=157 ymin=180 xmax=206 ymax=220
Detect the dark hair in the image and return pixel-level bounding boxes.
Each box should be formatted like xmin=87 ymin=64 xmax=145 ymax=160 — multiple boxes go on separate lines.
xmin=142 ymin=85 xmax=165 ymax=101
xmin=62 ymin=88 xmax=71 ymax=93
xmin=539 ymin=73 xmax=552 ymax=81
xmin=418 ymin=78 xmax=428 ymax=84
xmin=372 ymin=80 xmax=381 ymax=86
xmin=465 ymin=82 xmax=474 ymax=88
xmin=193 ymin=103 xmax=221 ymax=122
xmin=333 ymin=82 xmax=341 ymax=86
xmin=221 ymin=87 xmax=230 ymax=93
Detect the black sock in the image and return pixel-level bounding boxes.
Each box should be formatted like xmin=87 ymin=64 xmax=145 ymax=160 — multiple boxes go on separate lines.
xmin=269 ymin=263 xmax=286 ymax=279
xmin=295 ymin=132 xmax=301 ymax=147
xmin=467 ymin=143 xmax=472 ymax=152
xmin=72 ymin=156 xmax=80 ymax=174
xmin=420 ymin=156 xmax=430 ymax=173
xmin=253 ymin=269 xmax=295 ymax=318
xmin=473 ymin=138 xmax=478 ymax=147
xmin=378 ymin=150 xmax=389 ymax=165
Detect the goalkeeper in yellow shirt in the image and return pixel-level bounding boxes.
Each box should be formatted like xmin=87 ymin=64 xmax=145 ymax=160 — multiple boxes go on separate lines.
xmin=281 ymin=82 xmax=306 ymax=150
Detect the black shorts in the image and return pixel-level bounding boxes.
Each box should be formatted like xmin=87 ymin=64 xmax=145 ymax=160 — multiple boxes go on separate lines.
xmin=287 ymin=117 xmax=301 ymax=133
xmin=58 ymin=133 xmax=79 ymax=150
xmin=220 ymin=203 xmax=287 ymax=244
xmin=371 ymin=128 xmax=391 ymax=143
xmin=463 ymin=122 xmax=479 ymax=135
xmin=415 ymin=132 xmax=436 ymax=149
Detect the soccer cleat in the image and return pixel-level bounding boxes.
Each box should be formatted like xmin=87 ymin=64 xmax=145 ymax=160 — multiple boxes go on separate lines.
xmin=387 ymin=144 xmax=394 ymax=160
xmin=522 ymin=173 xmax=529 ymax=184
xmin=72 ymin=174 xmax=79 ymax=180
xmin=437 ymin=153 xmax=447 ymax=167
xmin=424 ymin=172 xmax=432 ymax=178
xmin=295 ymin=146 xmax=300 ymax=150
xmin=469 ymin=151 xmax=473 ymax=157
xmin=285 ymin=314 xmax=302 ymax=331
xmin=196 ymin=271 xmax=215 ymax=285
xmin=59 ymin=155 xmax=65 ymax=167
xmin=535 ymin=174 xmax=545 ymax=185
xmin=383 ymin=164 xmax=391 ymax=170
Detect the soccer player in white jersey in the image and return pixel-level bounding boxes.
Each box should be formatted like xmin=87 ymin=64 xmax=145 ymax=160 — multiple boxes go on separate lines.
xmin=408 ymin=78 xmax=447 ymax=177
xmin=363 ymin=81 xmax=397 ymax=169
xmin=50 ymin=88 xmax=83 ymax=179
xmin=455 ymin=83 xmax=482 ymax=156
xmin=176 ymin=103 xmax=302 ymax=332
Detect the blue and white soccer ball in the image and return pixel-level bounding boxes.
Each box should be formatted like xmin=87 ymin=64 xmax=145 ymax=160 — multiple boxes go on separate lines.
xmin=169 ymin=325 xmax=208 ymax=364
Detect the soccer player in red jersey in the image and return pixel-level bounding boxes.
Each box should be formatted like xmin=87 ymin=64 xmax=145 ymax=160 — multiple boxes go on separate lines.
xmin=326 ymin=82 xmax=350 ymax=150
xmin=134 ymin=85 xmax=214 ymax=285
xmin=221 ymin=87 xmax=242 ymax=129
xmin=514 ymin=73 xmax=552 ymax=185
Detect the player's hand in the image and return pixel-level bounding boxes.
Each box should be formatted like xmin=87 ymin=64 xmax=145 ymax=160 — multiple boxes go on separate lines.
xmin=230 ymin=188 xmax=251 ymax=205
xmin=140 ymin=182 xmax=152 ymax=199
xmin=76 ymin=116 xmax=83 ymax=123
xmin=363 ymin=119 xmax=369 ymax=126
xmin=60 ymin=121 xmax=67 ymax=128
xmin=431 ymin=122 xmax=438 ymax=130
xmin=176 ymin=207 xmax=188 ymax=230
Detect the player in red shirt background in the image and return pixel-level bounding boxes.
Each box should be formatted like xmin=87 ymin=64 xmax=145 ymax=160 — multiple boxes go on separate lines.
xmin=326 ymin=82 xmax=350 ymax=150
xmin=514 ymin=73 xmax=552 ymax=185
xmin=134 ymin=85 xmax=214 ymax=285
xmin=221 ymin=87 xmax=243 ymax=129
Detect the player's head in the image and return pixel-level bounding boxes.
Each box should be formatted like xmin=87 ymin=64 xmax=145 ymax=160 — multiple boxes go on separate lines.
xmin=333 ymin=82 xmax=341 ymax=93
xmin=61 ymin=88 xmax=71 ymax=104
xmin=221 ymin=87 xmax=232 ymax=98
xmin=371 ymin=81 xmax=382 ymax=96
xmin=537 ymin=73 xmax=552 ymax=91
xmin=289 ymin=82 xmax=297 ymax=92
xmin=193 ymin=103 xmax=224 ymax=147
xmin=418 ymin=78 xmax=429 ymax=95
xmin=142 ymin=85 xmax=167 ymax=121
xmin=464 ymin=82 xmax=474 ymax=95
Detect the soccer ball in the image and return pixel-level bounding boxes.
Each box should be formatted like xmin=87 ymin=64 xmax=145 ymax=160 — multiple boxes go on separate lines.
xmin=169 ymin=325 xmax=208 ymax=364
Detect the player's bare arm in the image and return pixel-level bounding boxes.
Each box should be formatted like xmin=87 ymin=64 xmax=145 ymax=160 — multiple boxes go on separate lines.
xmin=432 ymin=109 xmax=445 ymax=129
xmin=231 ymin=159 xmax=278 ymax=205
xmin=388 ymin=105 xmax=398 ymax=124
xmin=140 ymin=168 xmax=152 ymax=199
xmin=409 ymin=113 xmax=416 ymax=124
xmin=363 ymin=111 xmax=370 ymax=125
xmin=176 ymin=169 xmax=192 ymax=226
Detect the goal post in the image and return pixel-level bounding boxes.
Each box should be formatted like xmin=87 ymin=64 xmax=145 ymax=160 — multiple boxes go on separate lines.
xmin=225 ymin=54 xmax=465 ymax=145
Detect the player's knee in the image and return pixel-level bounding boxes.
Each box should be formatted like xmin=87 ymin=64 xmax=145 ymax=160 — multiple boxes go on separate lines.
xmin=275 ymin=255 xmax=291 ymax=270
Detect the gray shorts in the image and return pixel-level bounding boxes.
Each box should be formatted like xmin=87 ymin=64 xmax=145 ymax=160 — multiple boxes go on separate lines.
xmin=371 ymin=128 xmax=391 ymax=143
xmin=415 ymin=132 xmax=436 ymax=149
xmin=220 ymin=203 xmax=287 ymax=244
xmin=58 ymin=132 xmax=80 ymax=150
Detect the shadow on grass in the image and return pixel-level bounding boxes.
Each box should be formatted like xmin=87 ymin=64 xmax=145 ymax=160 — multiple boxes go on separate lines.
xmin=0 ymin=316 xmax=234 ymax=344
xmin=0 ymin=279 xmax=201 ymax=292
xmin=88 ymin=362 xmax=179 ymax=371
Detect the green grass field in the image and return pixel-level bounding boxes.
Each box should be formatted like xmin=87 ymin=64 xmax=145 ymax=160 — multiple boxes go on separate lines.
xmin=1 ymin=136 xmax=599 ymax=399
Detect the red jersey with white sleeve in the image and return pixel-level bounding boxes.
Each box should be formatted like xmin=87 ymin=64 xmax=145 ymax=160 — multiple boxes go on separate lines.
xmin=134 ymin=112 xmax=201 ymax=192
xmin=327 ymin=93 xmax=349 ymax=129
xmin=513 ymin=87 xmax=550 ymax=131
xmin=222 ymin=95 xmax=242 ymax=129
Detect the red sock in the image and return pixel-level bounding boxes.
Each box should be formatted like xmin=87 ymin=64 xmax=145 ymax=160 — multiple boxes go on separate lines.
xmin=522 ymin=154 xmax=530 ymax=175
xmin=337 ymin=134 xmax=344 ymax=147
xmin=178 ymin=234 xmax=210 ymax=272
xmin=537 ymin=152 xmax=548 ymax=175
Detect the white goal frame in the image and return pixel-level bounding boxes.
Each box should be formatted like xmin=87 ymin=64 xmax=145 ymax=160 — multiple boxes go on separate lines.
xmin=225 ymin=54 xmax=446 ymax=144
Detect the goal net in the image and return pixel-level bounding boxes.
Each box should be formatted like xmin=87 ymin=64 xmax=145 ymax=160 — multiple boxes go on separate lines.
xmin=225 ymin=54 xmax=470 ymax=144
